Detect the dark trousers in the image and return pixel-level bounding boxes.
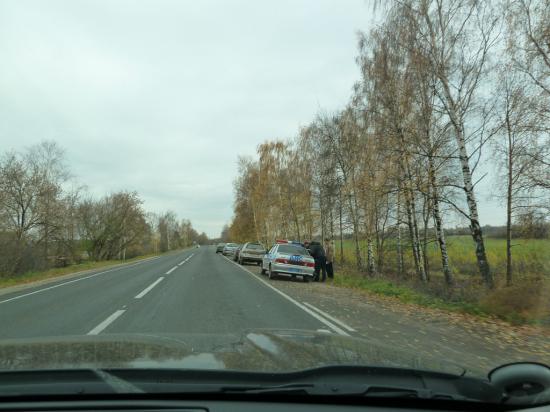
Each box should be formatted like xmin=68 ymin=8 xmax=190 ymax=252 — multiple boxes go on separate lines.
xmin=326 ymin=261 xmax=334 ymax=278
xmin=314 ymin=258 xmax=327 ymax=282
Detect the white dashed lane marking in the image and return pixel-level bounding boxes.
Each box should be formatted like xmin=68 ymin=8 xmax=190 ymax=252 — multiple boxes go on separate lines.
xmin=87 ymin=310 xmax=126 ymax=335
xmin=135 ymin=277 xmax=164 ymax=299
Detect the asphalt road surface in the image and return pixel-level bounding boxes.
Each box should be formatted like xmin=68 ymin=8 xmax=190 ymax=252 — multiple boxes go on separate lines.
xmin=0 ymin=246 xmax=348 ymax=340
xmin=1 ymin=245 xmax=548 ymax=375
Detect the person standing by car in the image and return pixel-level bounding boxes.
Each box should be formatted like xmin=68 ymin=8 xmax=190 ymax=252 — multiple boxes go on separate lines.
xmin=324 ymin=238 xmax=334 ymax=280
xmin=309 ymin=240 xmax=326 ymax=282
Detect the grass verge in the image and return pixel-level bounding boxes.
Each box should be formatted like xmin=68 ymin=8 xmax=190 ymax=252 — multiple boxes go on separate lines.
xmin=332 ymin=269 xmax=487 ymax=317
xmin=332 ymin=268 xmax=550 ymax=325
xmin=0 ymin=251 xmax=177 ymax=290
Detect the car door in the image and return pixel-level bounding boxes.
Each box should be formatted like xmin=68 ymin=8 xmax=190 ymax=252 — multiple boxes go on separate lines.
xmin=241 ymin=242 xmax=249 ymax=258
xmin=263 ymin=245 xmax=276 ymax=269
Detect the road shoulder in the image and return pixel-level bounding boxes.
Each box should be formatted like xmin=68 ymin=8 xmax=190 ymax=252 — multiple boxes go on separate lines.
xmin=235 ymin=258 xmax=550 ymax=374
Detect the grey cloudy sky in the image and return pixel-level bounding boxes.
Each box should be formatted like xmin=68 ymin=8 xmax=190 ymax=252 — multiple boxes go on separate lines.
xmin=0 ymin=0 xmax=502 ymax=237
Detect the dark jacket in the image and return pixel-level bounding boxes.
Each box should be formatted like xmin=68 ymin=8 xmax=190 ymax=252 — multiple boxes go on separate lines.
xmin=308 ymin=241 xmax=326 ymax=260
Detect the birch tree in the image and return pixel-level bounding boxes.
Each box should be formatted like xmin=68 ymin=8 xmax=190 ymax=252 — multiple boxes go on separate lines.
xmin=405 ymin=0 xmax=500 ymax=288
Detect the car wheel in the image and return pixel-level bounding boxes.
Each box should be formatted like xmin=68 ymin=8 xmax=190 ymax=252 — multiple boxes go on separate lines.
xmin=268 ymin=264 xmax=276 ymax=280
xmin=238 ymin=257 xmax=243 ymax=265
xmin=260 ymin=264 xmax=266 ymax=275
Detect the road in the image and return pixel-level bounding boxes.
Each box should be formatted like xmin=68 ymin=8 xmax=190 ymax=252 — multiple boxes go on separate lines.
xmin=0 ymin=245 xmax=548 ymax=375
xmin=0 ymin=246 xmax=344 ymax=340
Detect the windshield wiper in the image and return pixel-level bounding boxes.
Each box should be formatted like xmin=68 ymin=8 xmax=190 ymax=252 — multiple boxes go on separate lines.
xmin=221 ymin=383 xmax=468 ymax=400
xmin=102 ymin=365 xmax=501 ymax=402
xmin=92 ymin=369 xmax=144 ymax=394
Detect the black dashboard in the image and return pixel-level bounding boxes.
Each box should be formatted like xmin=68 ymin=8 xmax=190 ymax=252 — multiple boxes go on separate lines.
xmin=0 ymin=398 xmax=548 ymax=412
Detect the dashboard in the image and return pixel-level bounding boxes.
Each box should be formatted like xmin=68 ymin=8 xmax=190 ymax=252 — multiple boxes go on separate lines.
xmin=0 ymin=399 xmax=548 ymax=412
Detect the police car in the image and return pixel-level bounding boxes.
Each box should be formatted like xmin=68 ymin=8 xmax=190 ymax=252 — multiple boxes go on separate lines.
xmin=261 ymin=240 xmax=315 ymax=282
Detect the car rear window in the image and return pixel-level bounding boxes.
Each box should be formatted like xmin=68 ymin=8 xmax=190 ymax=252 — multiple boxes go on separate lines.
xmin=246 ymin=243 xmax=264 ymax=250
xmin=226 ymin=243 xmax=238 ymax=247
xmin=277 ymin=245 xmax=308 ymax=255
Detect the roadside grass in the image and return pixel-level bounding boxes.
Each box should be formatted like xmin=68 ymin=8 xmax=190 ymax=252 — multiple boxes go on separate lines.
xmin=335 ymin=236 xmax=550 ymax=280
xmin=332 ymin=268 xmax=488 ymax=317
xmin=0 ymin=250 xmax=179 ymax=290
xmin=332 ymin=236 xmax=550 ymax=325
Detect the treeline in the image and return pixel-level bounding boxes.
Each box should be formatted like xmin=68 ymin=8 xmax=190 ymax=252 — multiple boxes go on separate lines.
xmin=228 ymin=0 xmax=549 ymax=290
xmin=0 ymin=141 xmax=207 ymax=277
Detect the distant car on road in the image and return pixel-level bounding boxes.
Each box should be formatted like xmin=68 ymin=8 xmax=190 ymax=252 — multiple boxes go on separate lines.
xmin=215 ymin=243 xmax=226 ymax=253
xmin=222 ymin=243 xmax=240 ymax=256
xmin=238 ymin=242 xmax=266 ymax=265
xmin=261 ymin=241 xmax=315 ymax=282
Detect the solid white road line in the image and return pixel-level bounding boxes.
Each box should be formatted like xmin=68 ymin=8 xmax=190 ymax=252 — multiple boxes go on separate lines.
xmin=0 ymin=256 xmax=162 ymax=305
xmin=165 ymin=266 xmax=178 ymax=275
xmin=303 ymin=302 xmax=356 ymax=332
xmin=135 ymin=277 xmax=164 ymax=299
xmin=221 ymin=256 xmax=349 ymax=336
xmin=87 ymin=310 xmax=126 ymax=335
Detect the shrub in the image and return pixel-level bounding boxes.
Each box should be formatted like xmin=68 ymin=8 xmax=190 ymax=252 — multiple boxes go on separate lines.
xmin=479 ymin=281 xmax=550 ymax=325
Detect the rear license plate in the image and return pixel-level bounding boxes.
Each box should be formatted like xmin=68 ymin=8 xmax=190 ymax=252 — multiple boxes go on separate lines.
xmin=286 ymin=267 xmax=300 ymax=273
xmin=289 ymin=255 xmax=303 ymax=264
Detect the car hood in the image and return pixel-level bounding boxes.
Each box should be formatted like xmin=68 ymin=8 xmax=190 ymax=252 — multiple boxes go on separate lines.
xmin=0 ymin=329 xmax=467 ymax=375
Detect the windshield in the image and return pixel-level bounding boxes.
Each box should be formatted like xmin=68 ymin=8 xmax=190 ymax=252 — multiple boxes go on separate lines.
xmin=277 ymin=245 xmax=309 ymax=255
xmin=245 ymin=244 xmax=264 ymax=250
xmin=0 ymin=0 xmax=548 ymax=407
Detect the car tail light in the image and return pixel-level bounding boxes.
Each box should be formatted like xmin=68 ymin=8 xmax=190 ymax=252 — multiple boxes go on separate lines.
xmin=275 ymin=258 xmax=288 ymax=264
xmin=305 ymin=262 xmax=315 ymax=268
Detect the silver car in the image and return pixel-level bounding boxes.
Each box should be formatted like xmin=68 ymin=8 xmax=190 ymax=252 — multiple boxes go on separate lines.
xmin=238 ymin=242 xmax=266 ymax=265
xmin=261 ymin=243 xmax=315 ymax=282
xmin=222 ymin=243 xmax=239 ymax=256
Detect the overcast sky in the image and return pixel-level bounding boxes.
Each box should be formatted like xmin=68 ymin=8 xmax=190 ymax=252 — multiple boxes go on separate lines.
xmin=0 ymin=0 xmax=503 ymax=237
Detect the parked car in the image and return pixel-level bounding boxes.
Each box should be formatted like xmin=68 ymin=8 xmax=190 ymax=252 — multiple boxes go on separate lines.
xmin=222 ymin=243 xmax=240 ymax=256
xmin=233 ymin=244 xmax=243 ymax=261
xmin=238 ymin=242 xmax=266 ymax=265
xmin=261 ymin=241 xmax=315 ymax=282
xmin=215 ymin=243 xmax=226 ymax=253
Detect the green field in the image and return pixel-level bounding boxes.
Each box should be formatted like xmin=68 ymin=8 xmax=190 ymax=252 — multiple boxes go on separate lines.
xmin=335 ymin=235 xmax=550 ymax=281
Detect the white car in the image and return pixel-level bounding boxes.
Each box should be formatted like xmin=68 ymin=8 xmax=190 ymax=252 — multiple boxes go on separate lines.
xmin=222 ymin=243 xmax=239 ymax=256
xmin=238 ymin=242 xmax=266 ymax=265
xmin=261 ymin=241 xmax=315 ymax=282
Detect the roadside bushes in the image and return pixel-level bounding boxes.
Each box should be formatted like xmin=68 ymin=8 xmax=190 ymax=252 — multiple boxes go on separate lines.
xmin=333 ymin=263 xmax=550 ymax=325
xmin=479 ymin=281 xmax=550 ymax=325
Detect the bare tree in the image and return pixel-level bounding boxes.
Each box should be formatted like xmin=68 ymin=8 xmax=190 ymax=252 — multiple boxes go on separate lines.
xmin=507 ymin=0 xmax=550 ymax=98
xmin=492 ymin=65 xmax=547 ymax=285
xmin=405 ymin=0 xmax=500 ymax=288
